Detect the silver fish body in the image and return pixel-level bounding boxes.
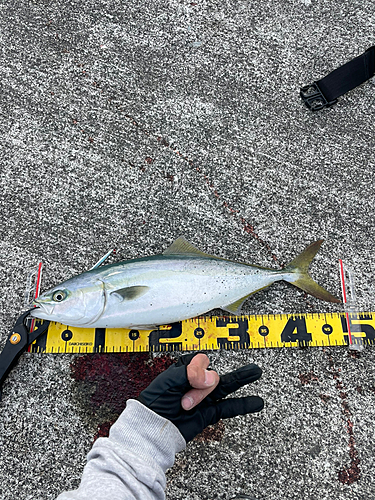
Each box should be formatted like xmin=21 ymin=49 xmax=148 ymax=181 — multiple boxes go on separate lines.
xmin=31 ymin=237 xmax=339 ymax=329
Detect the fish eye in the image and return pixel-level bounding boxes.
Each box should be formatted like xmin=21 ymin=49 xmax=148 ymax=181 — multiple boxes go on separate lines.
xmin=53 ymin=290 xmax=67 ymax=302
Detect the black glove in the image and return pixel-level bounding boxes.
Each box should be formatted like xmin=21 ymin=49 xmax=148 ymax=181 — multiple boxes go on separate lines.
xmin=138 ymin=353 xmax=264 ymax=442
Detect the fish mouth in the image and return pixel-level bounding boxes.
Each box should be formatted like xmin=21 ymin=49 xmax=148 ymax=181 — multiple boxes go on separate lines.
xmin=31 ymin=301 xmax=55 ymax=317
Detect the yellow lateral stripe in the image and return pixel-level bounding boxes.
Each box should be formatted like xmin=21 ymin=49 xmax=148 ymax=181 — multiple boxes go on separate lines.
xmin=29 ymin=312 xmax=375 ymax=353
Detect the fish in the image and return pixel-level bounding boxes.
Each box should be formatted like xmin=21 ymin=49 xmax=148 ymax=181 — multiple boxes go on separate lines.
xmin=30 ymin=237 xmax=340 ymax=329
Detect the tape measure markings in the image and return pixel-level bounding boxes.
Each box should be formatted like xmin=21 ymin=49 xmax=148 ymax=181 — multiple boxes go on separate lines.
xmin=29 ymin=312 xmax=375 ymax=353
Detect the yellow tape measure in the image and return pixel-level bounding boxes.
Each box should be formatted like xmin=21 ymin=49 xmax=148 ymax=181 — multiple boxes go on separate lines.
xmin=29 ymin=312 xmax=375 ymax=353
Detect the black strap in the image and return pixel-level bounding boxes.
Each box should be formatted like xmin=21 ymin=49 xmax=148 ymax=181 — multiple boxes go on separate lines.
xmin=301 ymin=46 xmax=375 ymax=111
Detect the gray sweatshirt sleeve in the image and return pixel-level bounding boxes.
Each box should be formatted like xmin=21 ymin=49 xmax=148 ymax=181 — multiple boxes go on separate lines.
xmin=56 ymin=399 xmax=186 ymax=500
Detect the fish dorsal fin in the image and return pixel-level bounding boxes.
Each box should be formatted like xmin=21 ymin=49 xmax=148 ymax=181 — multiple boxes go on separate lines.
xmin=163 ymin=236 xmax=209 ymax=256
xmin=110 ymin=285 xmax=150 ymax=302
xmin=222 ymin=285 xmax=270 ymax=315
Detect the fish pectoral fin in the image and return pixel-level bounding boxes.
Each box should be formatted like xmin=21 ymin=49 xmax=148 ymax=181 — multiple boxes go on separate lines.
xmin=163 ymin=236 xmax=210 ymax=257
xmin=110 ymin=286 xmax=150 ymax=302
xmin=222 ymin=286 xmax=270 ymax=315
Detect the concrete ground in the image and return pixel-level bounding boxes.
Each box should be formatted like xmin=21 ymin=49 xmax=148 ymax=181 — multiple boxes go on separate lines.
xmin=0 ymin=0 xmax=374 ymax=499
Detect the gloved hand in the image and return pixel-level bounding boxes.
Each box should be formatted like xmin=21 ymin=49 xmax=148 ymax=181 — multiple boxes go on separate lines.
xmin=138 ymin=352 xmax=264 ymax=442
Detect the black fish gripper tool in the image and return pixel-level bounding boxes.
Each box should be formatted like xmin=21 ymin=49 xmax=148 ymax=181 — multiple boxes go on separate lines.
xmin=0 ymin=310 xmax=50 ymax=401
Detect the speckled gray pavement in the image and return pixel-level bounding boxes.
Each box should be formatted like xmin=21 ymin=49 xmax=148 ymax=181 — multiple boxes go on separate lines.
xmin=1 ymin=1 xmax=375 ymax=499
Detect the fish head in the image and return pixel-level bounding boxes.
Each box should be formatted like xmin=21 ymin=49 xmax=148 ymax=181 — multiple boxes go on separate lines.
xmin=30 ymin=275 xmax=106 ymax=326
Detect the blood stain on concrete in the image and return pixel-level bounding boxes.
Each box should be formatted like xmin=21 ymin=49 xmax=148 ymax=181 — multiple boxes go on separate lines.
xmin=94 ymin=420 xmax=114 ymax=441
xmin=324 ymin=351 xmax=361 ymax=484
xmin=120 ymin=111 xmax=279 ymax=264
xmin=194 ymin=420 xmax=225 ymax=443
xmin=348 ymin=350 xmax=361 ymax=359
xmin=70 ymin=353 xmax=175 ymax=439
xmin=319 ymin=394 xmax=330 ymax=403
xmin=298 ymin=372 xmax=319 ymax=385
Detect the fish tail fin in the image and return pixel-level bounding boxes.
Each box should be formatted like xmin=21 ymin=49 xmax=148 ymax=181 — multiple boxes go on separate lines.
xmin=284 ymin=240 xmax=341 ymax=303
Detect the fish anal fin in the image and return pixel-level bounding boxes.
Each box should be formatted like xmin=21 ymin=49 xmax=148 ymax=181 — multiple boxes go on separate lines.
xmin=163 ymin=236 xmax=209 ymax=256
xmin=222 ymin=286 xmax=270 ymax=315
xmin=110 ymin=286 xmax=150 ymax=302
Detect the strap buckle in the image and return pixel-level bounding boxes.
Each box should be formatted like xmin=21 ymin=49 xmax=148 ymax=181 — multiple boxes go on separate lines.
xmin=300 ymin=82 xmax=338 ymax=111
